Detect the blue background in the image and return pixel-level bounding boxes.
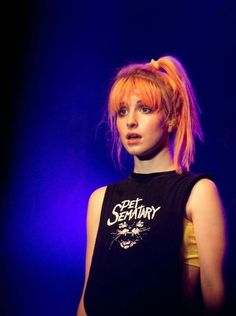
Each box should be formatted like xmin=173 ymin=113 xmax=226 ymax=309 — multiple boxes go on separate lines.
xmin=2 ymin=0 xmax=236 ymax=315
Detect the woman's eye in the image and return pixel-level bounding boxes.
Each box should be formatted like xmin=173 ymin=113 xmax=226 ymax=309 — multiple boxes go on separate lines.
xmin=140 ymin=106 xmax=152 ymax=114
xmin=118 ymin=107 xmax=128 ymax=116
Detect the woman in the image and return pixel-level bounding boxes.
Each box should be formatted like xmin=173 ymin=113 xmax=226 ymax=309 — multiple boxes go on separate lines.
xmin=77 ymin=56 xmax=226 ymax=315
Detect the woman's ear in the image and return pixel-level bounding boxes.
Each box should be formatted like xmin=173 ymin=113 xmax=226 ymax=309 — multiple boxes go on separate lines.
xmin=167 ymin=118 xmax=177 ymax=133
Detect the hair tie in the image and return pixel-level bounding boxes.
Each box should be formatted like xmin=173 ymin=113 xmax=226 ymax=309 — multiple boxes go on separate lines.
xmin=150 ymin=58 xmax=159 ymax=69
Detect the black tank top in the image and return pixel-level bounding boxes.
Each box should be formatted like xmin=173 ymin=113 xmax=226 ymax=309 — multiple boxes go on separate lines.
xmin=84 ymin=171 xmax=211 ymax=315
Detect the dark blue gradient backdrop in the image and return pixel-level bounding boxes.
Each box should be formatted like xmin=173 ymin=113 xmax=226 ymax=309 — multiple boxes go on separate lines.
xmin=2 ymin=0 xmax=236 ymax=315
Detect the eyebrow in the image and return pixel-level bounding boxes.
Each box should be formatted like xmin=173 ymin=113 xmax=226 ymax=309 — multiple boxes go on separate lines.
xmin=119 ymin=102 xmax=127 ymax=107
xmin=119 ymin=100 xmax=145 ymax=107
xmin=136 ymin=100 xmax=145 ymax=105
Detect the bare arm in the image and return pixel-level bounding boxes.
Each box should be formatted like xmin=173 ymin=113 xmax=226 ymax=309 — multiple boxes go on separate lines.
xmin=77 ymin=186 xmax=107 ymax=316
xmin=186 ymin=179 xmax=226 ymax=313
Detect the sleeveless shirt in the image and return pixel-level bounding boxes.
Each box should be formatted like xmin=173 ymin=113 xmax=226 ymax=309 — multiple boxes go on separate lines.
xmin=84 ymin=171 xmax=212 ymax=316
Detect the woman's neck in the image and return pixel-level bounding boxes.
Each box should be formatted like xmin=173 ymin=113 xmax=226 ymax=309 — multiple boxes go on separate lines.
xmin=133 ymin=147 xmax=175 ymax=174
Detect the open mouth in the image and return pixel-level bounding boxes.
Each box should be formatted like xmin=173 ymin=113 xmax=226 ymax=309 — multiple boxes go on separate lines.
xmin=127 ymin=134 xmax=141 ymax=140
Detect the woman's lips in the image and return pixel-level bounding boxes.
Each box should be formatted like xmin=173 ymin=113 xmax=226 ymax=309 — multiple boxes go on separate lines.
xmin=126 ymin=133 xmax=142 ymax=144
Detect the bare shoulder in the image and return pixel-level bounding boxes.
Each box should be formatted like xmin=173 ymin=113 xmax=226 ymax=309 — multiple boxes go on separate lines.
xmin=88 ymin=186 xmax=107 ymax=209
xmin=190 ymin=178 xmax=219 ymax=196
xmin=186 ymin=178 xmax=224 ymax=220
xmin=89 ymin=186 xmax=107 ymax=201
xmin=87 ymin=186 xmax=107 ymax=221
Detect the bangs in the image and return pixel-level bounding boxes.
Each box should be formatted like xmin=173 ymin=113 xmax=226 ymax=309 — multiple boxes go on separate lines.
xmin=108 ymin=76 xmax=162 ymax=115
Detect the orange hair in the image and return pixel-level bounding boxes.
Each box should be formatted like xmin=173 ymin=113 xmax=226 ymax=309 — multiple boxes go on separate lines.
xmin=108 ymin=56 xmax=203 ymax=172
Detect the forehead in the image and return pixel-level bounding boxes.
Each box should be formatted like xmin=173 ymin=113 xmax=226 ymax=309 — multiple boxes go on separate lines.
xmin=109 ymin=76 xmax=162 ymax=115
xmin=119 ymin=92 xmax=143 ymax=105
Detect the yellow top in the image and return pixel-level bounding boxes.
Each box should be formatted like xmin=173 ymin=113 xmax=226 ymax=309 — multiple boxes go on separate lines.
xmin=182 ymin=218 xmax=200 ymax=267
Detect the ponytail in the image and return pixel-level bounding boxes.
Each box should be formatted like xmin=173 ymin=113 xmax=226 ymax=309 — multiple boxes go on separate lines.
xmin=150 ymin=56 xmax=203 ymax=172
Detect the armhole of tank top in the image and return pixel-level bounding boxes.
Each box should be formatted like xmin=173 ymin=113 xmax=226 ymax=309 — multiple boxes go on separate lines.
xmin=98 ymin=184 xmax=113 ymax=220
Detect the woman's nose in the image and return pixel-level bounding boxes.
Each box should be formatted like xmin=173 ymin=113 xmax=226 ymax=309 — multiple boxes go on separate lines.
xmin=126 ymin=112 xmax=138 ymax=128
